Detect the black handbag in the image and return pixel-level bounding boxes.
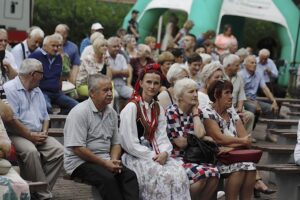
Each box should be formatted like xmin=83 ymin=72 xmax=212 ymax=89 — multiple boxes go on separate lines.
xmin=184 ymin=134 xmax=219 ymax=165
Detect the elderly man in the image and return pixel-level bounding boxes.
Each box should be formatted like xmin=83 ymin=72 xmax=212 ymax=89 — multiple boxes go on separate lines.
xmin=238 ymin=55 xmax=279 ymax=142
xmin=64 ymin=74 xmax=139 ymax=200
xmin=80 ymin=22 xmax=104 ymax=54
xmin=223 ymin=54 xmax=255 ymax=140
xmin=29 ymin=34 xmax=78 ymax=114
xmin=55 ymin=24 xmax=80 ymax=85
xmin=11 ymin=26 xmax=44 ymax=68
xmin=3 ymin=59 xmax=64 ymax=200
xmin=256 ymin=48 xmax=286 ymax=98
xmin=0 ymin=29 xmax=18 ymax=72
xmin=106 ymin=37 xmax=133 ymax=112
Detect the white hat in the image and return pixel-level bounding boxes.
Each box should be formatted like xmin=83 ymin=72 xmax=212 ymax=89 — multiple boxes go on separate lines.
xmin=91 ymin=23 xmax=104 ymax=30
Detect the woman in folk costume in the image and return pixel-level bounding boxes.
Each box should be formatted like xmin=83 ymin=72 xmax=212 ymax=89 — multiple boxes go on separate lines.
xmin=119 ymin=63 xmax=191 ymax=200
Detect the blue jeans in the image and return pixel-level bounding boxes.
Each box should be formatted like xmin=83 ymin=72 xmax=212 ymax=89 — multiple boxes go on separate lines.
xmin=43 ymin=91 xmax=78 ymax=114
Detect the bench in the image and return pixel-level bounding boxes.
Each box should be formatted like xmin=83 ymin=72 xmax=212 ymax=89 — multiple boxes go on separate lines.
xmin=63 ymin=174 xmax=102 ymax=200
xmin=257 ymin=97 xmax=300 ymax=104
xmin=270 ymin=131 xmax=297 ymax=145
xmin=48 ymin=128 xmax=64 ymax=137
xmin=282 ymin=103 xmax=300 ymax=112
xmin=252 ymin=144 xmax=295 ymax=164
xmin=259 ymin=118 xmax=298 ymax=129
xmin=269 ymin=128 xmax=297 ymax=134
xmin=27 ymin=181 xmax=48 ymax=193
xmin=256 ymin=164 xmax=300 ymax=200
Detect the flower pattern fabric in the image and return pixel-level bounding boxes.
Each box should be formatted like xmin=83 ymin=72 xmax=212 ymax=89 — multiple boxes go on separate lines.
xmin=201 ymin=104 xmax=256 ymax=174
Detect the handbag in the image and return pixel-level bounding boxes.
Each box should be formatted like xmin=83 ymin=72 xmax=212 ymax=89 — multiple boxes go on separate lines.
xmin=217 ymin=149 xmax=263 ymax=165
xmin=184 ymin=134 xmax=219 ymax=165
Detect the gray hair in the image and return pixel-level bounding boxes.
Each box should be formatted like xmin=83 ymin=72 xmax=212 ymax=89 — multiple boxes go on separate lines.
xmin=19 ymin=59 xmax=43 ymax=75
xmin=199 ymin=53 xmax=212 ymax=65
xmin=235 ymin=48 xmax=249 ymax=57
xmin=0 ymin=29 xmax=7 ymax=36
xmin=166 ymin=63 xmax=189 ymax=84
xmin=55 ymin=24 xmax=70 ymax=35
xmin=223 ymin=54 xmax=240 ymax=68
xmin=90 ymin=32 xmax=104 ymax=44
xmin=123 ymin=34 xmax=135 ymax=45
xmin=43 ymin=33 xmax=62 ymax=45
xmin=173 ymin=78 xmax=198 ymax=101
xmin=88 ymin=74 xmax=111 ymax=95
xmin=243 ymin=55 xmax=256 ymax=65
xmin=107 ymin=36 xmax=120 ymax=46
xmin=29 ymin=27 xmax=44 ymax=38
xmin=200 ymin=61 xmax=225 ymax=87
xmin=258 ymin=48 xmax=270 ymax=57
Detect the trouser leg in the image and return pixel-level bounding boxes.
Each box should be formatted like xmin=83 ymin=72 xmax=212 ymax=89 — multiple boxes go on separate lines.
xmin=10 ymin=136 xmax=52 ymax=199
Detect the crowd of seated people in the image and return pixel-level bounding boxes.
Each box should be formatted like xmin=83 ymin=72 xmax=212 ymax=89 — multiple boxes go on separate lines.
xmin=0 ymin=17 xmax=287 ymax=200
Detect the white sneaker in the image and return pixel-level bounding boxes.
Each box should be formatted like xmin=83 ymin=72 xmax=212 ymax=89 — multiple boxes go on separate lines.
xmin=217 ymin=191 xmax=225 ymax=199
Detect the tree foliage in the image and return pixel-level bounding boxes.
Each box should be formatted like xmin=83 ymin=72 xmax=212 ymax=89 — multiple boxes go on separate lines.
xmin=33 ymin=0 xmax=131 ymax=45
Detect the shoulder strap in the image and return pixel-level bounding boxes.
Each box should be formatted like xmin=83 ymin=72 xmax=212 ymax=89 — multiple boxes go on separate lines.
xmin=166 ymin=90 xmax=174 ymax=104
xmin=20 ymin=42 xmax=26 ymax=59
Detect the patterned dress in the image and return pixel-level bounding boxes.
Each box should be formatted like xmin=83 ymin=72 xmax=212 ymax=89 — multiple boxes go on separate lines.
xmin=166 ymin=104 xmax=219 ymax=184
xmin=120 ymin=100 xmax=191 ymax=200
xmin=201 ymin=104 xmax=256 ymax=175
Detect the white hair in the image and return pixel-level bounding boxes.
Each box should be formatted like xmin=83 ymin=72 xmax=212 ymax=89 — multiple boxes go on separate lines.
xmin=199 ymin=53 xmax=212 ymax=65
xmin=243 ymin=55 xmax=256 ymax=65
xmin=166 ymin=63 xmax=189 ymax=85
xmin=173 ymin=78 xmax=198 ymax=101
xmin=199 ymin=61 xmax=225 ymax=87
xmin=29 ymin=27 xmax=44 ymax=38
xmin=259 ymin=48 xmax=270 ymax=57
xmin=235 ymin=48 xmax=249 ymax=57
xmin=223 ymin=54 xmax=240 ymax=68
xmin=43 ymin=33 xmax=62 ymax=45
xmin=19 ymin=58 xmax=43 ymax=75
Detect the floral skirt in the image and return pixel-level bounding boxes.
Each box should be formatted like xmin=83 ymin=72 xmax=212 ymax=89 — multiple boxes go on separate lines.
xmin=0 ymin=168 xmax=30 ymax=200
xmin=174 ymin=157 xmax=220 ymax=184
xmin=122 ymin=153 xmax=191 ymax=200
xmin=217 ymin=162 xmax=256 ymax=175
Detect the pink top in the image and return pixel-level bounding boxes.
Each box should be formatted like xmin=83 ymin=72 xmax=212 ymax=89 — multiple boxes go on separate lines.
xmin=215 ymin=34 xmax=238 ymax=55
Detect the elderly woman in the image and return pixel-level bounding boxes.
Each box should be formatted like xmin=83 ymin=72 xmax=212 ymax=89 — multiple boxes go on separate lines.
xmin=120 ymin=64 xmax=191 ymax=200
xmin=80 ymin=32 xmax=105 ymax=60
xmin=130 ymin=44 xmax=154 ymax=86
xmin=76 ymin=37 xmax=108 ymax=97
xmin=123 ymin=34 xmax=138 ymax=60
xmin=198 ymin=61 xmax=226 ymax=107
xmin=158 ymin=63 xmax=189 ymax=110
xmin=0 ymin=100 xmax=30 ymax=199
xmin=201 ymin=80 xmax=256 ymax=200
xmin=166 ymin=78 xmax=219 ymax=200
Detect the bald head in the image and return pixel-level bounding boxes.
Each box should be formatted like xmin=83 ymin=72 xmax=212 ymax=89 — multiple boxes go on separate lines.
xmin=55 ymin=24 xmax=69 ymax=43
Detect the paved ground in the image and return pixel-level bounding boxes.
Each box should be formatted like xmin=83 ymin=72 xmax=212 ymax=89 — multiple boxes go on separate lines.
xmin=52 ymin=106 xmax=295 ymax=200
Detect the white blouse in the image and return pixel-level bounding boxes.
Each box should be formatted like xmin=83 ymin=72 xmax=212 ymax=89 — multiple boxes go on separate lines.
xmin=294 ymin=120 xmax=300 ymax=165
xmin=120 ymin=101 xmax=173 ymax=160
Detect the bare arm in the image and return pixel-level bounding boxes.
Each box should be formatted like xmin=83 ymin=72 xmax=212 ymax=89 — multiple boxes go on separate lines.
xmin=110 ymin=68 xmax=130 ymax=78
xmin=3 ymin=62 xmax=17 ymax=80
xmin=261 ymin=85 xmax=278 ymax=113
xmin=236 ymin=100 xmax=244 ymax=113
xmin=69 ymin=65 xmax=80 ymax=85
xmin=203 ymin=118 xmax=250 ymax=147
xmin=42 ymin=120 xmax=50 ymax=134
xmin=110 ymin=144 xmax=122 ymax=160
xmin=73 ymin=146 xmax=122 ymax=173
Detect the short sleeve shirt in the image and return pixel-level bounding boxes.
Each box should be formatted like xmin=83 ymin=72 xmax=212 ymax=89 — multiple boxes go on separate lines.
xmin=64 ymin=98 xmax=120 ymax=175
